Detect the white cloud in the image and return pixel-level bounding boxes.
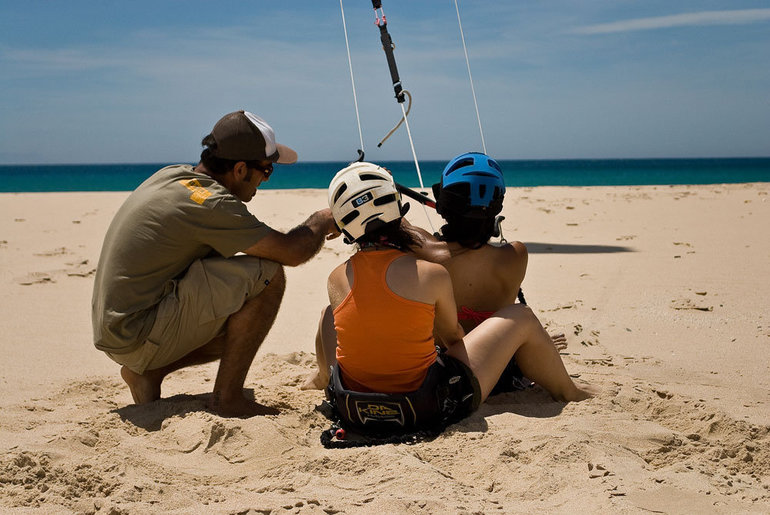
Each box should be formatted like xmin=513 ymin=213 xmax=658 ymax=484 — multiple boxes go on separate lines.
xmin=572 ymin=9 xmax=770 ymax=35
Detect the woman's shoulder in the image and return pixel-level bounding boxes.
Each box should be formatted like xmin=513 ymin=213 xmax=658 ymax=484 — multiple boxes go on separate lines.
xmin=390 ymin=253 xmax=450 ymax=286
xmin=458 ymin=240 xmax=527 ymax=265
xmin=493 ymin=240 xmax=528 ymax=261
xmin=416 ymin=257 xmax=451 ymax=276
xmin=327 ymin=260 xmax=348 ymax=285
xmin=392 ymin=252 xmax=446 ymax=275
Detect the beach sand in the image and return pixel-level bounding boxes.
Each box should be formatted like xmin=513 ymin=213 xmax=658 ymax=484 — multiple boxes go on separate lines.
xmin=1 ymin=184 xmax=769 ymax=514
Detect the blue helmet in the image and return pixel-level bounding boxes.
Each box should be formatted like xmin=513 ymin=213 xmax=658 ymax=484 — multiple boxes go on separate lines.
xmin=433 ymin=152 xmax=505 ymax=216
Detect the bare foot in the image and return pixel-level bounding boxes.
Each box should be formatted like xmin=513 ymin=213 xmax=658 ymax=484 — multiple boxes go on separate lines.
xmin=120 ymin=366 xmax=162 ymax=405
xmin=550 ymin=332 xmax=568 ymax=351
xmin=567 ymin=382 xmax=601 ymax=402
xmin=300 ymin=371 xmax=328 ymax=391
xmin=207 ymin=392 xmax=279 ymax=418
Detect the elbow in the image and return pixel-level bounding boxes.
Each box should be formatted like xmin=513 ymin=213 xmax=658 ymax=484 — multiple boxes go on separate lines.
xmin=282 ymin=254 xmax=306 ymax=267
xmin=282 ymin=246 xmax=317 ymax=267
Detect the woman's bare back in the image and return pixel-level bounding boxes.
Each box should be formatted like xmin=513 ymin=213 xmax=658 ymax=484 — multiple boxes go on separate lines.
xmin=442 ymin=241 xmax=528 ymax=331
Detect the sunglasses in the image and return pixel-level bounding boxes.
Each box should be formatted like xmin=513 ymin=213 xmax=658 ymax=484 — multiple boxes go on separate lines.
xmin=249 ymin=162 xmax=273 ymax=178
xmin=260 ymin=163 xmax=273 ymax=178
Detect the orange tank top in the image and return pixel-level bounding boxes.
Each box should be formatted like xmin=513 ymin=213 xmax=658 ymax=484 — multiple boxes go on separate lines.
xmin=334 ymin=248 xmax=437 ymax=393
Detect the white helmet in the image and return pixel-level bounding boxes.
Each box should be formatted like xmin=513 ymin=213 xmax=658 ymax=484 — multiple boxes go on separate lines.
xmin=328 ymin=162 xmax=407 ymax=243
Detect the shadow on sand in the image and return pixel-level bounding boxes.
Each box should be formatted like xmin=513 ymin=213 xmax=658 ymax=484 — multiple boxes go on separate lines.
xmin=525 ymin=242 xmax=635 ymax=254
xmin=113 ymin=388 xmax=263 ymax=431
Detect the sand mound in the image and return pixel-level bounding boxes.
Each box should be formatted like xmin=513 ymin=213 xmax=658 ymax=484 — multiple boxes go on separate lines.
xmin=2 ymin=353 xmax=768 ymax=514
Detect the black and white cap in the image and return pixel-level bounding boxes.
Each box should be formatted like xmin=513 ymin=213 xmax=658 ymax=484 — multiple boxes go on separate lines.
xmin=209 ymin=110 xmax=297 ymax=164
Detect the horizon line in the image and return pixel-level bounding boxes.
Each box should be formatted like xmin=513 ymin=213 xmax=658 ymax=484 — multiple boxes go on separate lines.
xmin=1 ymin=156 xmax=770 ymax=167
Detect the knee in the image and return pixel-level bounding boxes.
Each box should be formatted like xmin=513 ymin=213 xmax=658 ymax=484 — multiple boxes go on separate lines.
xmin=269 ymin=264 xmax=286 ymax=287
xmin=496 ymin=303 xmax=539 ymax=328
xmin=246 ymin=264 xmax=284 ymax=307
xmin=265 ymin=265 xmax=286 ymax=297
xmin=497 ymin=302 xmax=532 ymax=318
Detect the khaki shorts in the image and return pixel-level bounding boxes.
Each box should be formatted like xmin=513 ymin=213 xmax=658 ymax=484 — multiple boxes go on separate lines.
xmin=108 ymin=255 xmax=280 ymax=375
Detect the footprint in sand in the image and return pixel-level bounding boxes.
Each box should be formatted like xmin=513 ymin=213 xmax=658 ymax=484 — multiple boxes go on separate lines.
xmin=587 ymin=462 xmax=614 ymax=479
xmin=545 ymin=300 xmax=583 ymax=312
xmin=65 ymin=259 xmax=95 ymax=277
xmin=16 ymin=260 xmax=95 ymax=285
xmin=16 ymin=272 xmax=55 ymax=285
xmin=672 ymin=242 xmax=697 ymax=258
xmin=33 ymin=247 xmax=70 ymax=257
xmin=584 ymin=356 xmax=614 ymax=366
xmin=670 ymin=298 xmax=713 ymax=312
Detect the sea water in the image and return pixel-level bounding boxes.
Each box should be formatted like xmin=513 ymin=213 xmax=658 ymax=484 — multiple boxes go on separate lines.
xmin=0 ymin=158 xmax=768 ymax=192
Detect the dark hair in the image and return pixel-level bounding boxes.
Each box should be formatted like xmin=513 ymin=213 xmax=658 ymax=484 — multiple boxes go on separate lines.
xmin=436 ymin=183 xmax=499 ymax=249
xmin=438 ymin=212 xmax=496 ymax=249
xmin=200 ymin=133 xmax=261 ymax=177
xmin=357 ymin=219 xmax=421 ymax=250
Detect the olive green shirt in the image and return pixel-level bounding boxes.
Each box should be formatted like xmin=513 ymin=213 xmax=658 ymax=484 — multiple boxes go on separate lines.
xmin=92 ymin=164 xmax=271 ymax=354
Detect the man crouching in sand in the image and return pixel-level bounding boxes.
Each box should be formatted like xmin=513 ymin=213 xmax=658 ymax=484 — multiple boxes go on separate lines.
xmin=91 ymin=110 xmax=339 ymax=417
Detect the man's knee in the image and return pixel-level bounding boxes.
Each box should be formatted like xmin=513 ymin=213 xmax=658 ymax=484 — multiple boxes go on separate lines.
xmin=254 ymin=264 xmax=285 ymax=307
xmin=267 ymin=264 xmax=285 ymax=292
xmin=244 ymin=258 xmax=284 ymax=295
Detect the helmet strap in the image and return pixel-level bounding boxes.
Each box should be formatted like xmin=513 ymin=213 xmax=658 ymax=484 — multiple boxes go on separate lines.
xmin=357 ymin=236 xmax=405 ymax=252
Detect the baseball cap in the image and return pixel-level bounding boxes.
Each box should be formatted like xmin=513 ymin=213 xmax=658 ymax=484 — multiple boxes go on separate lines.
xmin=209 ymin=110 xmax=298 ymax=164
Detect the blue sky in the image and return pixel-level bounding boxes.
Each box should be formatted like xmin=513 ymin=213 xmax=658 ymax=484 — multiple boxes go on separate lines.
xmin=1 ymin=1 xmax=769 ymax=164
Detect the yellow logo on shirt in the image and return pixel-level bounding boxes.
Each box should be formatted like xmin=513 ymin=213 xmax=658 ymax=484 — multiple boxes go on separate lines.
xmin=179 ymin=179 xmax=212 ymax=205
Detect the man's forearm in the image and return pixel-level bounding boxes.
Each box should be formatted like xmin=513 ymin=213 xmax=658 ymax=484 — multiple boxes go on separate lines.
xmin=284 ymin=209 xmax=337 ymax=265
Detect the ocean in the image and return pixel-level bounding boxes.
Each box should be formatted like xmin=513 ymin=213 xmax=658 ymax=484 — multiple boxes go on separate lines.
xmin=1 ymin=158 xmax=769 ymax=192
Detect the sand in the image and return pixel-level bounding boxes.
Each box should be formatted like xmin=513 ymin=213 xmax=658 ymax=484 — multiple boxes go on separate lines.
xmin=1 ymin=183 xmax=769 ymax=514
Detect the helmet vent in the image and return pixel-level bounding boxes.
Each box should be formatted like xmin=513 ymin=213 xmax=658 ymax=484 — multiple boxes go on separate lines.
xmin=359 ymin=173 xmax=388 ymax=181
xmin=373 ymin=193 xmax=397 ymax=206
xmin=340 ymin=210 xmax=359 ymax=225
xmin=487 ymin=159 xmax=502 ymax=172
xmin=445 ymin=157 xmax=475 ymax=175
xmin=332 ymin=183 xmax=348 ymax=203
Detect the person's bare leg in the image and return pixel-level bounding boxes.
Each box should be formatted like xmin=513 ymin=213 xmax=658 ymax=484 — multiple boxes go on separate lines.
xmin=448 ymin=304 xmax=592 ymax=403
xmin=301 ymin=306 xmax=337 ymax=390
xmin=120 ymin=334 xmax=229 ymax=405
xmin=208 ymin=267 xmax=286 ymax=417
xmin=121 ymin=366 xmax=162 ymax=405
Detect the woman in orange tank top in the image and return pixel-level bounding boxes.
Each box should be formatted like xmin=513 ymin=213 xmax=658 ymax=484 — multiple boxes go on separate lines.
xmin=306 ymin=162 xmax=593 ymax=414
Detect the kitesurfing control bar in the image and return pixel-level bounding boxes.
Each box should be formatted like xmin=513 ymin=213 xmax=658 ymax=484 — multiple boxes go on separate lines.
xmin=396 ymin=183 xmax=435 ymax=209
xmin=372 ymin=1 xmax=405 ymax=103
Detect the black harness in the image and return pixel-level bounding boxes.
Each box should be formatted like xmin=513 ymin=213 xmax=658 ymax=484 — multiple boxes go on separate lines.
xmin=322 ymin=353 xmax=479 ymax=447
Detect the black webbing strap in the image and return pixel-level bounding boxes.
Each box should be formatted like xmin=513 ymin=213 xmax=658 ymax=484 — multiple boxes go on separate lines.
xmin=372 ymin=1 xmax=405 ymax=103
